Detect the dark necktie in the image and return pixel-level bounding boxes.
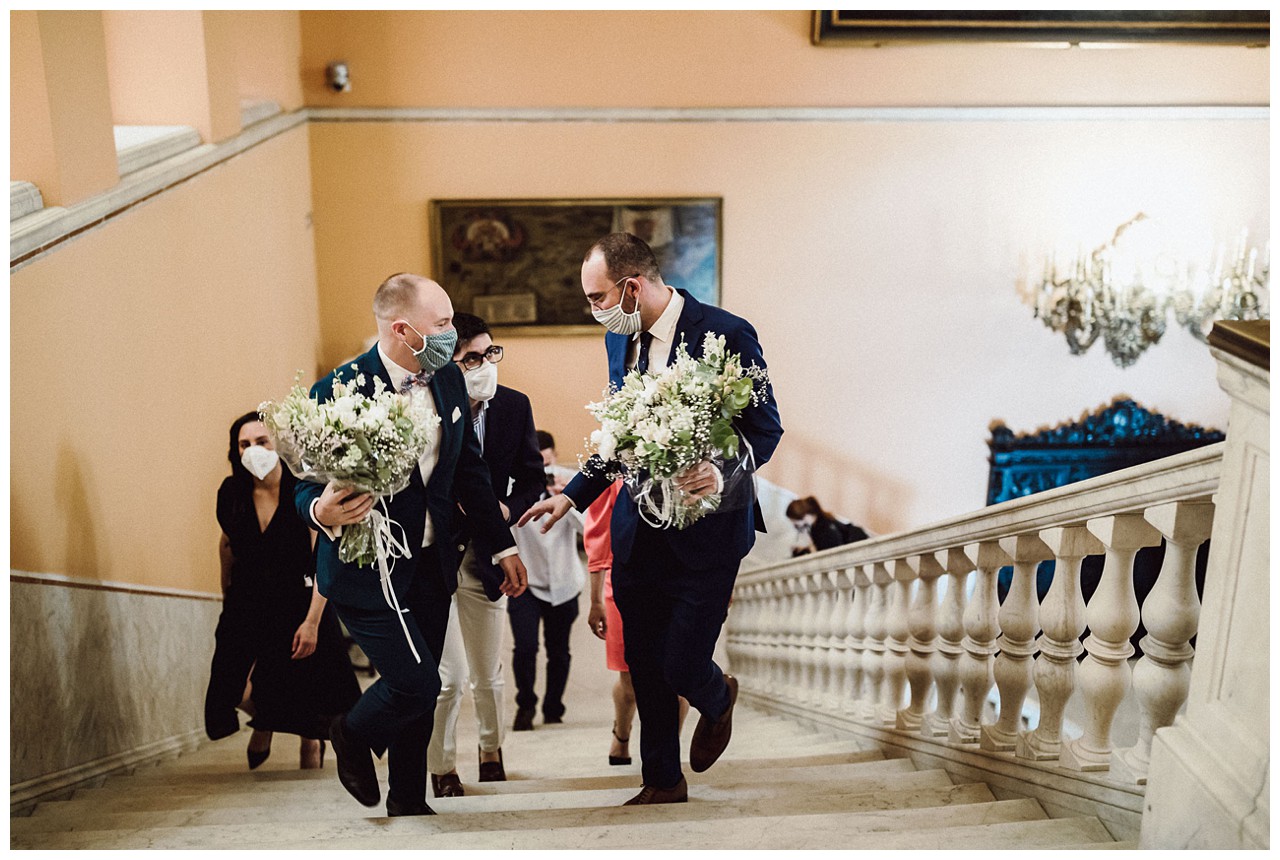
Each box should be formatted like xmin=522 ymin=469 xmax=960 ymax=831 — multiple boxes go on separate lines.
xmin=636 ymin=332 xmax=653 ymax=374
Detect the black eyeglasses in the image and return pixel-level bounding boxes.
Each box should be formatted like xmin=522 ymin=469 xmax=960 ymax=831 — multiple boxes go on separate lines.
xmin=456 ymin=345 xmax=504 ymax=371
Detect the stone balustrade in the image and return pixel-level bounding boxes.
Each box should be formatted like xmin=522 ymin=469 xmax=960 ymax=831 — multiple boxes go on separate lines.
xmin=728 ymin=443 xmax=1222 ymax=803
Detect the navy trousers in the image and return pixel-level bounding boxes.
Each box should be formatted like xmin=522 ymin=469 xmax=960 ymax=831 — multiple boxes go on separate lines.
xmin=333 ymin=555 xmax=451 ymax=806
xmin=507 ymin=590 xmax=580 ymax=720
xmin=612 ymin=524 xmax=738 ymax=789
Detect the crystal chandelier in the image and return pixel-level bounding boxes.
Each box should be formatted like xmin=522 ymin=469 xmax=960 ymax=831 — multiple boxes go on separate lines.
xmin=1027 ymin=213 xmax=1270 ymax=368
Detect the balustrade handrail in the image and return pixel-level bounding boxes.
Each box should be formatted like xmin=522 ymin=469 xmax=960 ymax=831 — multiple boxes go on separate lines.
xmin=742 ymin=442 xmax=1223 ymax=583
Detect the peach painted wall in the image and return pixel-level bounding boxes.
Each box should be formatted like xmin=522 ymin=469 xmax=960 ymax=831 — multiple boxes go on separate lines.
xmin=308 ymin=116 xmax=1266 ymax=534
xmin=299 ymin=10 xmax=1268 ymax=108
xmin=9 ymin=11 xmax=58 ymax=194
xmin=233 ymin=10 xmax=304 ymax=112
xmin=10 ymin=125 xmax=321 ymax=592
xmin=11 ymin=11 xmax=118 ymax=206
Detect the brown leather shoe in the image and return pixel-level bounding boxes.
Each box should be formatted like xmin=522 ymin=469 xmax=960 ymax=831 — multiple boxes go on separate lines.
xmin=478 ymin=747 xmax=506 ymax=782
xmin=431 ymin=772 xmax=465 ymax=798
xmin=689 ymin=674 xmax=738 ymax=773
xmin=623 ymin=777 xmax=688 ymax=805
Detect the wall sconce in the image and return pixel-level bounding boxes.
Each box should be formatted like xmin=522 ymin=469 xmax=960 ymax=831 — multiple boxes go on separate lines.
xmin=325 ymin=62 xmax=351 ymax=93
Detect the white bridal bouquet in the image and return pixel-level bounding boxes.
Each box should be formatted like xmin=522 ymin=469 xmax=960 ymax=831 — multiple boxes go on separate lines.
xmin=259 ymin=369 xmax=441 ymax=569
xmin=585 ymin=332 xmax=769 ymax=530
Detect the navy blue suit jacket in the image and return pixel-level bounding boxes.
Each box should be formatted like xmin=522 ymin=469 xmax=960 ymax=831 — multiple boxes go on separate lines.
xmin=294 ymin=345 xmax=515 ymax=611
xmin=563 ymin=289 xmax=783 ymax=571
xmin=454 ymin=384 xmax=545 ymax=601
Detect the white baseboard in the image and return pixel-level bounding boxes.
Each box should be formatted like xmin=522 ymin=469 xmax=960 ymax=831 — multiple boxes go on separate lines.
xmin=10 ymin=728 xmax=207 ymax=814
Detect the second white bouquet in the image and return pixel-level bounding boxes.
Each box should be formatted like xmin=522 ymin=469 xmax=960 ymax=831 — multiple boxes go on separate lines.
xmin=259 ymin=368 xmax=441 ymax=568
xmin=584 ymin=332 xmax=769 ymax=530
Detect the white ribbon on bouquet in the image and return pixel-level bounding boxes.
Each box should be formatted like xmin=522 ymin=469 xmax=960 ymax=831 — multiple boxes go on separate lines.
xmin=366 ymin=497 xmax=421 ymax=664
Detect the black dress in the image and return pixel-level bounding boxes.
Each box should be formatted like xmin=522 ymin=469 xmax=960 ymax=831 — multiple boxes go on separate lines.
xmin=204 ymin=468 xmax=360 ymax=741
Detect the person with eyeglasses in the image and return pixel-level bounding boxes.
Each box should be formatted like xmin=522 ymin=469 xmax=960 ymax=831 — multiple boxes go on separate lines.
xmin=426 ymin=312 xmax=546 ymax=799
xmin=520 ymin=232 xmax=784 ymax=806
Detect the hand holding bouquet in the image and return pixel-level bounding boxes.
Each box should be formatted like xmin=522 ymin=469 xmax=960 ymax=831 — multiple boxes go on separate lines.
xmin=259 ymin=368 xmax=441 ymax=568
xmin=584 ymin=332 xmax=769 ymax=530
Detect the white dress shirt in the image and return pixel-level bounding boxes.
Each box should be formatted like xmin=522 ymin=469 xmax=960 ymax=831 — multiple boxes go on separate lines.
xmin=511 ymin=465 xmax=586 ymax=607
xmin=627 ymin=286 xmax=684 ymax=371
xmin=378 ymin=345 xmax=445 ymax=548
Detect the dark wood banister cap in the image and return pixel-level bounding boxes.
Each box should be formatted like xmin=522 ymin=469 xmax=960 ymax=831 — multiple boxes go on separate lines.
xmin=1208 ymin=320 xmax=1269 ymax=371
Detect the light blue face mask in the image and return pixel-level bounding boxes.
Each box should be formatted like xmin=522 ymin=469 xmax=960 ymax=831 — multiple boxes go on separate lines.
xmin=403 ymin=322 xmax=458 ymax=374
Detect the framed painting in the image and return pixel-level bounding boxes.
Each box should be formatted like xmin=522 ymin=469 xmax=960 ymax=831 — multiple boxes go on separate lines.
xmin=812 ymin=11 xmax=1269 ymax=46
xmin=429 ymin=197 xmax=722 ymax=335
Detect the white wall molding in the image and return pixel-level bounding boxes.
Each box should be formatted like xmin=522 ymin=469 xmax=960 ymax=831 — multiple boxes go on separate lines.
xmin=114 ymin=125 xmax=203 ymax=177
xmin=306 ymin=105 xmax=1269 ymax=124
xmin=10 ymin=181 xmax=43 ymax=221
xmin=10 ymin=109 xmax=306 ymax=272
xmin=11 ymin=103 xmax=1267 ymax=272
xmin=10 ymin=729 xmax=206 ymax=814
xmin=10 ymin=570 xmax=222 ymax=602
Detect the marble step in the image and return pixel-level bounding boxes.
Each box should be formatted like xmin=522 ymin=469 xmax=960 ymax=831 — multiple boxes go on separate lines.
xmin=14 ymin=775 xmax=991 ymax=838
xmin=105 ymin=746 xmax=881 ymax=789
xmin=51 ymin=758 xmax=922 ymax=811
xmin=15 ymin=796 xmax=1049 ymax=850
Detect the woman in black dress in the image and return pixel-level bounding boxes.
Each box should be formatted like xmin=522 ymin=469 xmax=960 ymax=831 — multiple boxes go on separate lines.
xmin=786 ymin=496 xmax=870 ymax=557
xmin=204 ymin=411 xmax=360 ymax=769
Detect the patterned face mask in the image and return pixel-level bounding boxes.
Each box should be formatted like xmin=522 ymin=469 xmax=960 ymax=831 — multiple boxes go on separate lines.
xmin=402 ymin=322 xmax=458 ymax=374
xmin=591 ymin=277 xmax=644 ymax=335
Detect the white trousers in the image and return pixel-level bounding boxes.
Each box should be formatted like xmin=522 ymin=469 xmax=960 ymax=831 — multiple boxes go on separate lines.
xmin=427 ymin=547 xmax=508 ymax=775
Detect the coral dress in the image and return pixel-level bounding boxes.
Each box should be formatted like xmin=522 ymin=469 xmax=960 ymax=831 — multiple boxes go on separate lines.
xmin=583 ymin=481 xmax=627 ymax=672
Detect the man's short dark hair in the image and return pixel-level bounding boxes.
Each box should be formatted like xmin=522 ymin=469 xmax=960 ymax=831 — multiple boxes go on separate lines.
xmin=536 ymin=430 xmax=555 ymax=451
xmin=584 ymin=232 xmax=661 ymax=283
xmin=453 ymin=311 xmax=490 ymax=345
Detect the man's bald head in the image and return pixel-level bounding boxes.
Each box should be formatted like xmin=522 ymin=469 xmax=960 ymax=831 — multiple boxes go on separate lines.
xmin=373 ymin=272 xmax=455 ymax=366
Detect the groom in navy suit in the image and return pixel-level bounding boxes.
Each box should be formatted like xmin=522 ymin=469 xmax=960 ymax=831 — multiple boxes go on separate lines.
xmin=520 ymin=233 xmax=783 ymax=804
xmin=296 ymin=273 xmax=527 ymax=816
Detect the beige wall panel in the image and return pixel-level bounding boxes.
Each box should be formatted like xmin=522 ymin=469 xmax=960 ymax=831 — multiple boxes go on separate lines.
xmin=10 ymin=125 xmax=321 ymax=592
xmin=10 ymin=11 xmax=58 ymax=194
xmin=32 ymin=11 xmax=118 ymax=205
xmin=233 ymin=11 xmax=304 ymax=111
xmin=308 ymin=118 xmax=1264 ymax=533
xmin=103 ymin=11 xmax=218 ymax=140
xmin=299 ymin=10 xmax=1268 ymax=109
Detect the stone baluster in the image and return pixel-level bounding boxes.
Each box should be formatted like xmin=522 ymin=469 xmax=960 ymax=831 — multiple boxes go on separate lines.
xmin=757 ymin=581 xmax=778 ymax=696
xmin=845 ymin=565 xmax=872 ymax=718
xmin=950 ymin=541 xmax=1007 ymax=744
xmin=899 ymin=553 xmax=942 ymax=731
xmin=1112 ymin=500 xmax=1215 ymax=784
xmin=820 ymin=570 xmax=845 ymax=712
xmin=734 ymin=583 xmax=759 ymax=685
xmin=925 ymin=548 xmax=973 ymax=738
xmin=1060 ymin=513 xmax=1162 ymax=771
xmin=879 ymin=561 xmax=910 ymax=725
xmin=862 ymin=562 xmax=892 ymax=724
xmin=797 ymin=575 xmax=820 ymax=704
xmin=781 ymin=578 xmax=803 ymax=698
xmin=1017 ymin=525 xmax=1103 ymax=761
xmin=983 ymin=534 xmax=1051 ymax=752
xmin=725 ymin=581 xmax=747 ymax=679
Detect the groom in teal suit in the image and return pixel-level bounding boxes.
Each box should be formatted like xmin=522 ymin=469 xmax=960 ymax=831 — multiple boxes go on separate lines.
xmin=295 ymin=273 xmax=527 ymax=816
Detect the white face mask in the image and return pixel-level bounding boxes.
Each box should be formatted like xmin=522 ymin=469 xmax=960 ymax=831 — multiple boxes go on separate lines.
xmin=241 ymin=445 xmax=279 ymax=480
xmin=464 ymin=360 xmax=498 ymax=402
xmin=591 ymin=277 xmax=644 ymax=335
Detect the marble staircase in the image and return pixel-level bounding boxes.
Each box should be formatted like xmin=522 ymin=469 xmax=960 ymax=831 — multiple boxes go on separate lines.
xmin=12 ymin=701 xmax=1129 ymax=850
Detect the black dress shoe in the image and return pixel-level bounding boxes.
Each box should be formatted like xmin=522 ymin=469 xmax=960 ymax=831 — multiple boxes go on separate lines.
xmin=623 ymin=777 xmax=688 ymax=805
xmin=328 ymin=715 xmax=380 ymax=807
xmin=247 ymin=746 xmax=270 ymax=770
xmin=512 ymin=707 xmax=535 ymax=732
xmin=543 ymin=714 xmax=563 ymax=725
xmin=431 ymin=772 xmax=465 ymax=798
xmin=690 ymin=674 xmax=738 ymax=773
xmin=386 ymin=796 xmax=436 ymax=817
xmin=478 ymin=747 xmax=506 ymax=782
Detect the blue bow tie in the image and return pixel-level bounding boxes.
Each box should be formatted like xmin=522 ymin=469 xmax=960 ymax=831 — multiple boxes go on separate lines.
xmin=399 ymin=370 xmax=433 ymax=393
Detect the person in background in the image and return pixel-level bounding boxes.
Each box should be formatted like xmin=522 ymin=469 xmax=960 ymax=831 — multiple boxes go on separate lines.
xmin=427 ymin=312 xmax=546 ymax=799
xmin=786 ymin=496 xmax=869 ymax=557
xmin=585 ymin=480 xmax=689 ymax=767
xmin=508 ymin=431 xmax=586 ymax=733
xmin=205 ymin=411 xmax=360 ymax=771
